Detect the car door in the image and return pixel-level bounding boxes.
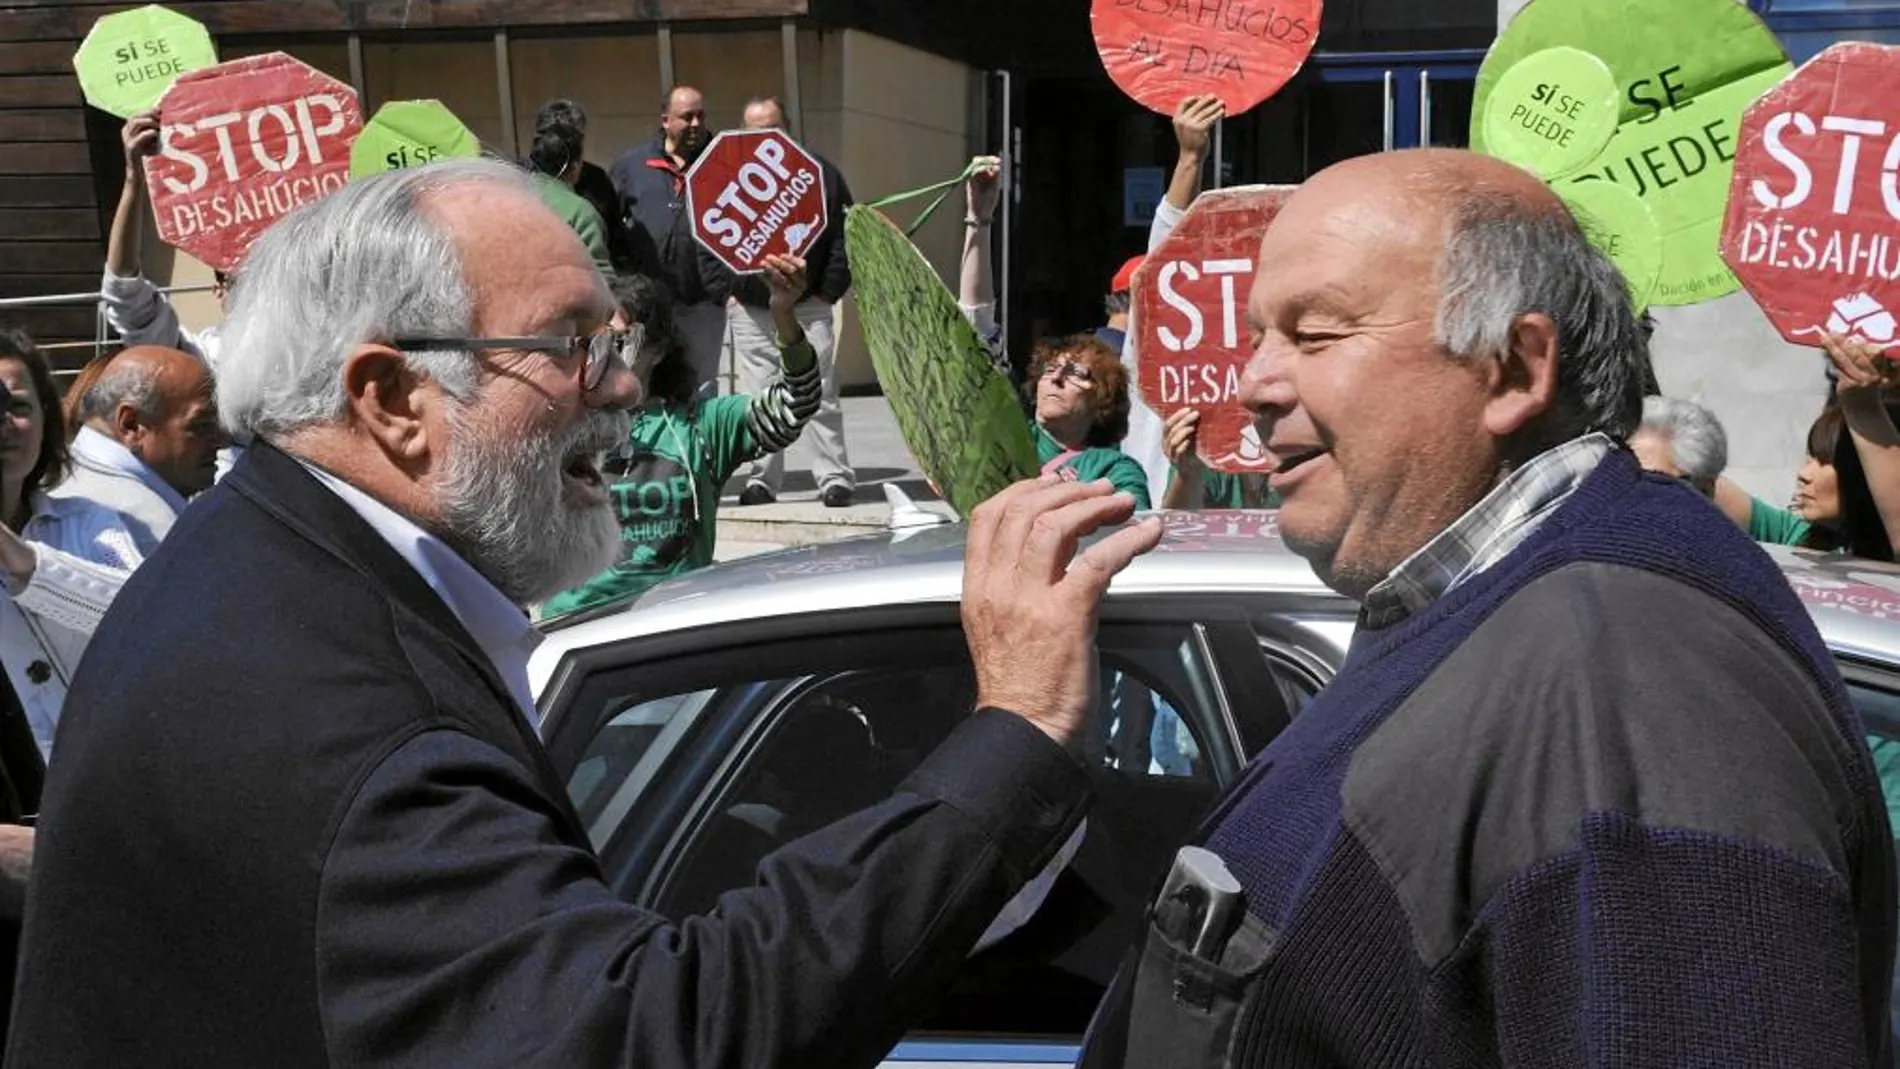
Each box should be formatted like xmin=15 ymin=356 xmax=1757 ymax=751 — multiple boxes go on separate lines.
xmin=540 ymin=596 xmax=1335 ymax=1066
xmin=1832 ymin=653 xmax=1900 ymax=1050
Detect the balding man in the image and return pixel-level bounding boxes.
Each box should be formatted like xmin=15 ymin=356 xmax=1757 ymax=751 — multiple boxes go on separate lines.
xmin=966 ymin=150 xmax=1897 ymax=1065
xmin=611 ymin=85 xmax=724 ymax=387
xmin=7 ymin=158 xmax=1141 ymax=1068
xmin=706 ymin=95 xmax=856 ymax=507
xmin=49 ymin=345 xmax=221 ymax=556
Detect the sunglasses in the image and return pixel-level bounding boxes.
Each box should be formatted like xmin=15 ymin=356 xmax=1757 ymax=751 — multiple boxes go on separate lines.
xmin=1040 ymin=360 xmax=1096 ymax=387
xmin=391 ymin=324 xmax=647 ymax=393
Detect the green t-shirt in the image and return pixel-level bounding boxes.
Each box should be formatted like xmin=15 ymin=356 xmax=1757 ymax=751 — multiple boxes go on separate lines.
xmin=1748 ymin=495 xmax=1812 ymax=547
xmin=541 ymin=397 xmax=757 ymax=616
xmin=532 ymin=172 xmax=614 ymax=276
xmin=1033 ymin=425 xmax=1152 ymax=509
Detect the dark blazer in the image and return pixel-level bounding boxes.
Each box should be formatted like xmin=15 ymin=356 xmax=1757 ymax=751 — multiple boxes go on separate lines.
xmin=5 ymin=441 xmax=1088 ymax=1068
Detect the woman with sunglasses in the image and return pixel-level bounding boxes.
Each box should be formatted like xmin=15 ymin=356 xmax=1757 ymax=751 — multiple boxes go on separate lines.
xmin=539 ymin=255 xmax=821 ymax=618
xmin=1023 ymin=336 xmax=1151 ymax=507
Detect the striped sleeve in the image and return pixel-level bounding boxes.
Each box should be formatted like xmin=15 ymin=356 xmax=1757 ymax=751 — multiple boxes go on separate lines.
xmin=743 ymin=338 xmax=823 ymax=455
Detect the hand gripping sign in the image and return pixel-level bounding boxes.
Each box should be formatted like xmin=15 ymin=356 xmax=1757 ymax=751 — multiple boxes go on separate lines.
xmin=686 ymin=129 xmax=828 ymax=275
xmin=1721 ymin=43 xmax=1900 ymax=352
xmin=1133 ymin=185 xmax=1295 ymax=474
xmin=72 ymin=4 xmax=218 ymax=120
xmin=1091 ymin=0 xmax=1321 ymax=116
xmin=144 ymin=53 xmax=363 ymax=273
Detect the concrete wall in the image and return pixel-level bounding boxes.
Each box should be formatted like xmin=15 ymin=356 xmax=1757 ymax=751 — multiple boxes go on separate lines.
xmin=508 ymin=34 xmax=664 ymax=162
xmin=1498 ymin=0 xmax=1824 ymax=504
xmin=826 ymin=29 xmax=975 ymax=387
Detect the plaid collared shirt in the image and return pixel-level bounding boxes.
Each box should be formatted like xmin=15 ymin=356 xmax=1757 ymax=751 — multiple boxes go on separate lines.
xmin=1358 ymin=434 xmax=1614 ymax=630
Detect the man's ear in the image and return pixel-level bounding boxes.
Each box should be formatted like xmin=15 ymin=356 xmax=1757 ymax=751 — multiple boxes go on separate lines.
xmin=1482 ymin=311 xmax=1560 ymax=440
xmin=111 ymin=400 xmax=145 ymax=449
xmin=340 ymin=345 xmax=436 ymax=465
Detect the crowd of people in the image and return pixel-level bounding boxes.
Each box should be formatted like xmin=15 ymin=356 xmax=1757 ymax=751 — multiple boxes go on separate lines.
xmin=0 ymin=73 xmax=1896 ymax=1068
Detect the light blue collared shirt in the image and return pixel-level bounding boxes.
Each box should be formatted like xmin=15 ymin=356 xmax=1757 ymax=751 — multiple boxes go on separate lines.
xmin=70 ymin=425 xmax=189 ymax=516
xmin=295 ymin=461 xmax=544 ymax=723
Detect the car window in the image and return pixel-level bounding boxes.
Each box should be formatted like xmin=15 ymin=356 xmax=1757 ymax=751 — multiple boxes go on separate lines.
xmin=554 ymin=614 xmax=1253 ymax=1043
xmin=567 ymin=689 xmax=716 ymax=851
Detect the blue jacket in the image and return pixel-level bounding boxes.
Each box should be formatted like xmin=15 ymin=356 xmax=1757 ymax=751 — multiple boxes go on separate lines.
xmin=609 ymin=133 xmax=707 ymax=304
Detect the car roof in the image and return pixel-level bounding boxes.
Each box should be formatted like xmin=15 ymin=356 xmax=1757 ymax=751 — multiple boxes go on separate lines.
xmin=1758 ymin=541 xmax=1900 ymax=664
xmin=530 ymin=512 xmax=1335 ymax=690
xmin=530 ymin=511 xmax=1900 ymax=694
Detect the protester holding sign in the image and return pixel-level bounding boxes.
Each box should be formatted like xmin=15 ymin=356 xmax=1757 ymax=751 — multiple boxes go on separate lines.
xmin=99 ymin=109 xmax=226 ymax=367
xmin=704 ymin=97 xmax=857 ymax=508
xmin=1718 ymin=335 xmax=1900 ymax=562
xmin=1159 ymin=407 xmax=1277 ymax=509
xmin=1123 ymin=94 xmax=1226 ymax=504
xmin=540 ymin=261 xmax=822 ymax=617
xmin=958 ymin=162 xmax=1152 ymax=507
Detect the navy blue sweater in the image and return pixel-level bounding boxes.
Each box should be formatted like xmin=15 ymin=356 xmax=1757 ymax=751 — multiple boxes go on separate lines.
xmin=1085 ymin=451 xmax=1897 ymax=1067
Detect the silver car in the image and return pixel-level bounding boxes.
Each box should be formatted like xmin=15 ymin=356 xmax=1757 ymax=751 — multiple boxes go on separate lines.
xmin=530 ymin=513 xmax=1900 ymax=1068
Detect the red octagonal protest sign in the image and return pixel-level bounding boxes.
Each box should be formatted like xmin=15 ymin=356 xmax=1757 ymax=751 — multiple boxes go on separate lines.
xmin=1134 ymin=185 xmax=1295 ymax=474
xmin=686 ymin=128 xmax=828 ymax=276
xmin=1721 ymin=42 xmax=1900 ymax=352
xmin=1092 ymin=0 xmax=1321 ymax=116
xmin=144 ymin=52 xmax=362 ymax=273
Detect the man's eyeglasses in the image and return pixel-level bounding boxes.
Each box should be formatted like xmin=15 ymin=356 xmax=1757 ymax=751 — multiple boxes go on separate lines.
xmin=1040 ymin=360 xmax=1096 ymax=387
xmin=391 ymin=325 xmax=646 ymax=393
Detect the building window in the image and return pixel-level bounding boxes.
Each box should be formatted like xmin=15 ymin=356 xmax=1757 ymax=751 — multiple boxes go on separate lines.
xmin=1749 ymin=0 xmax=1900 ymax=62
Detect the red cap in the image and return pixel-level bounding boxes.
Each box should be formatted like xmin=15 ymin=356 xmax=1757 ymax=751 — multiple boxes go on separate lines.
xmin=1110 ymin=255 xmax=1145 ymax=295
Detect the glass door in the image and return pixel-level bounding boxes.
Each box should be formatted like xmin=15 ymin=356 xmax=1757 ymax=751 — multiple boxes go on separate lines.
xmin=1309 ymin=51 xmax=1482 ymax=161
xmin=1226 ymin=50 xmax=1484 ymax=185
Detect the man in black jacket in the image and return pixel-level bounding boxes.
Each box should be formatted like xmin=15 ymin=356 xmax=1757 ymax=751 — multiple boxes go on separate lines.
xmin=4 ymin=158 xmax=1160 ymax=1068
xmin=705 ymin=96 xmax=858 ymax=507
xmin=610 ymin=85 xmax=725 ymax=392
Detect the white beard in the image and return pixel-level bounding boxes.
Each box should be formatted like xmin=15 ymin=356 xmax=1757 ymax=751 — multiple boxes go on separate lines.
xmin=436 ymin=403 xmax=628 ymax=606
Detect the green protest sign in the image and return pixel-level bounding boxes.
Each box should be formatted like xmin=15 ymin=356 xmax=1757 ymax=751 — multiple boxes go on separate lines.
xmin=72 ymin=4 xmax=217 ymax=120
xmin=1472 ymin=0 xmax=1792 ymax=306
xmin=1561 ymin=177 xmax=1663 ymax=309
xmin=348 ymin=100 xmax=481 ymax=179
xmin=843 ymin=204 xmax=1038 ymax=518
xmin=1482 ymin=47 xmax=1619 ymax=179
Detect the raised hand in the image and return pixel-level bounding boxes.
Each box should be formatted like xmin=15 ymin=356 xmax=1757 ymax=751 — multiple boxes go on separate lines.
xmin=1163 ymin=408 xmax=1205 ymax=472
xmin=1822 ymin=332 xmax=1900 ymax=394
xmin=961 ymin=477 xmax=1163 ymax=752
xmin=1173 ymin=94 xmax=1225 ymax=161
xmin=122 ymin=109 xmax=160 ymax=186
xmin=759 ymin=253 xmax=809 ymax=313
xmin=966 ymin=155 xmax=1003 ymax=222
